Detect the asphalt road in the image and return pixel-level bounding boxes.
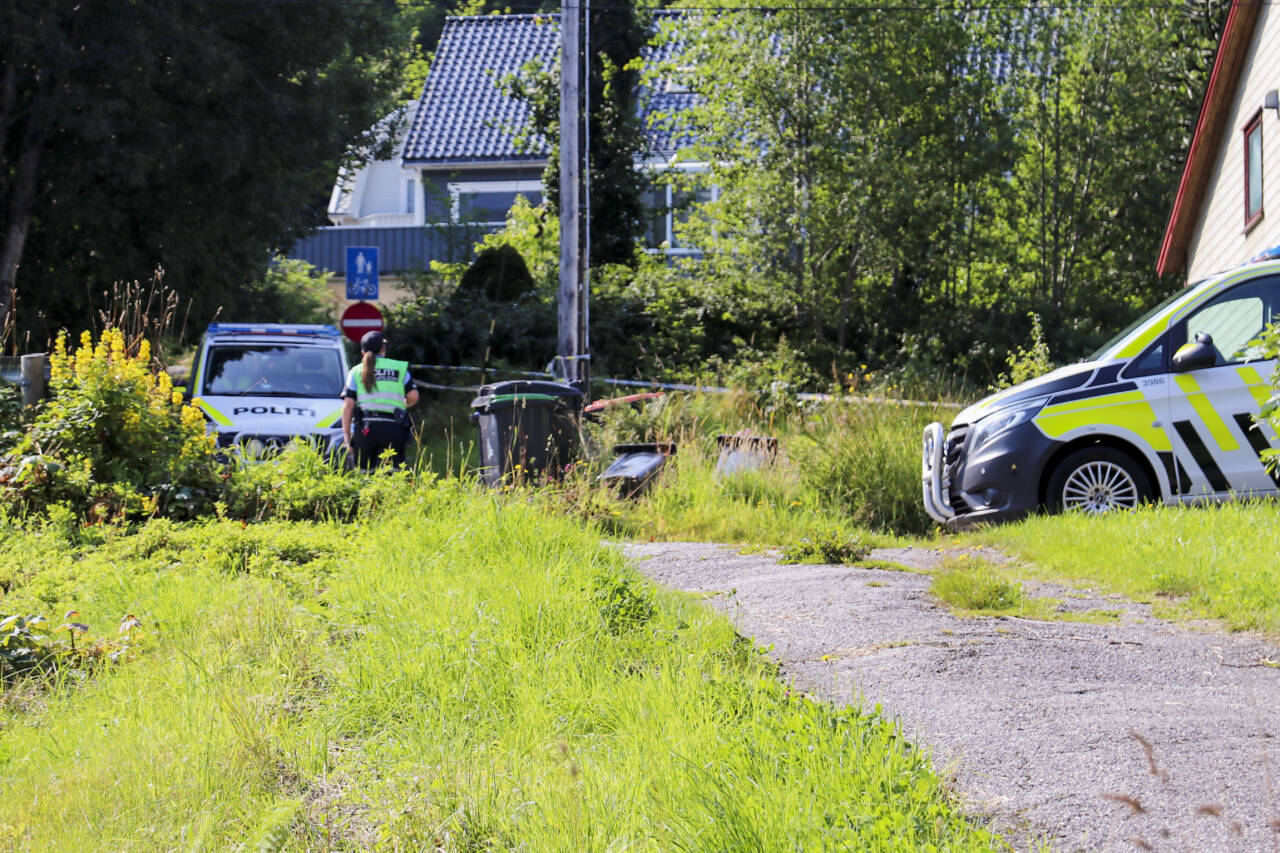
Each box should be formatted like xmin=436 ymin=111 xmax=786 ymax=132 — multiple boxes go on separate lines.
xmin=627 ymin=542 xmax=1280 ymax=853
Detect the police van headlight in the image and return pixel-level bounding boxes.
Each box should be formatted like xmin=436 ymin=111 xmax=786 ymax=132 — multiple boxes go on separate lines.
xmin=969 ymin=403 xmax=1042 ymax=453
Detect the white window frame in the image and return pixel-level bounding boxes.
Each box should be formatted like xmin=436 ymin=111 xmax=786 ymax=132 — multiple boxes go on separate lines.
xmin=448 ymin=179 xmax=544 ymax=225
xmin=405 ymin=176 xmax=418 ymax=217
xmin=644 ymin=161 xmax=717 ymax=255
xmin=1244 ymin=110 xmax=1264 ymax=232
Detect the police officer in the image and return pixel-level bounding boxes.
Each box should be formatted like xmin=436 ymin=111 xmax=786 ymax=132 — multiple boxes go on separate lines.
xmin=342 ymin=330 xmax=419 ymax=469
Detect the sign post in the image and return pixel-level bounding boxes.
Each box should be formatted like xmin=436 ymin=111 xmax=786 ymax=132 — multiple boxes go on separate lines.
xmin=345 ymin=246 xmax=379 ymax=301
xmin=340 ymin=301 xmax=384 ymax=344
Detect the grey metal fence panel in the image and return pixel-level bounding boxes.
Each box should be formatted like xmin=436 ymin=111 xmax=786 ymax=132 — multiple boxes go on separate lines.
xmin=289 ymin=224 xmax=501 ymax=274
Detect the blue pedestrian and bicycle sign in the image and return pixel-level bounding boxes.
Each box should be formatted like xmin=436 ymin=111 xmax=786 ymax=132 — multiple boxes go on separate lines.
xmin=345 ymin=246 xmax=379 ymax=300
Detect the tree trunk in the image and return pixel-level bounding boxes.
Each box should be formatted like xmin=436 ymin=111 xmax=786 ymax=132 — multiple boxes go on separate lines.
xmin=835 ymin=243 xmax=862 ymax=357
xmin=0 ymin=72 xmax=53 ymax=333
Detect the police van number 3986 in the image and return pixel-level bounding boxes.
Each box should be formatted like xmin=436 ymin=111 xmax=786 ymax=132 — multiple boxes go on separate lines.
xmin=922 ymin=258 xmax=1280 ymax=527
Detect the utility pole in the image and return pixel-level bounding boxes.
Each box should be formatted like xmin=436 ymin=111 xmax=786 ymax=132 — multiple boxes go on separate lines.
xmin=558 ymin=0 xmax=589 ymax=395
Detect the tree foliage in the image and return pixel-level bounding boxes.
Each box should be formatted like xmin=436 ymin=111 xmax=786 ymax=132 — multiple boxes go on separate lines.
xmin=387 ymin=197 xmax=558 ymax=368
xmin=620 ymin=0 xmax=1228 ymax=385
xmin=507 ymin=0 xmax=650 ymax=266
xmin=0 ymin=0 xmax=408 ymax=344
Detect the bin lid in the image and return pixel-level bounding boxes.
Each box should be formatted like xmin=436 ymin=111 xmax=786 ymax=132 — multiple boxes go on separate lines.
xmin=471 ymin=379 xmax=583 ymax=410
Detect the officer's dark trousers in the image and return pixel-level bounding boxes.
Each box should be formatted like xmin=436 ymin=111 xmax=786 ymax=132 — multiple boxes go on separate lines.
xmin=350 ymin=418 xmax=409 ymax=470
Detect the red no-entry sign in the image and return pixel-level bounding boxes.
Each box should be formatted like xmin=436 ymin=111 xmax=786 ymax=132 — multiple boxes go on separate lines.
xmin=340 ymin=301 xmax=384 ymax=344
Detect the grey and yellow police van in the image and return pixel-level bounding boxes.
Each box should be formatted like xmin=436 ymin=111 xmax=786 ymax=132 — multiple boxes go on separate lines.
xmin=189 ymin=323 xmax=350 ymax=459
xmin=923 ymin=257 xmax=1280 ymax=527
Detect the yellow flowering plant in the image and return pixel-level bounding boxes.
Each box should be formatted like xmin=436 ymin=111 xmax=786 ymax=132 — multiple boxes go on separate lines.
xmin=1 ymin=329 xmax=218 ymax=519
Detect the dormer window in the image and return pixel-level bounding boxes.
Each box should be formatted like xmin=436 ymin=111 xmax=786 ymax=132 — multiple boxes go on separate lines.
xmin=664 ymin=65 xmax=696 ymax=95
xmin=1245 ymin=110 xmax=1263 ymax=230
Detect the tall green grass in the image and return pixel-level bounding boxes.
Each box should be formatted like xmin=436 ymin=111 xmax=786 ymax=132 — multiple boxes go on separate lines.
xmin=0 ymin=485 xmax=1001 ymax=850
xmin=972 ymin=501 xmax=1280 ymax=634
xmin=559 ymin=391 xmax=957 ymax=542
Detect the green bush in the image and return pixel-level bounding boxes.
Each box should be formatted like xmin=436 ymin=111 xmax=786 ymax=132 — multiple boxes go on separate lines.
xmin=989 ymin=312 xmax=1054 ymax=391
xmin=0 ymin=611 xmax=149 ymax=685
xmin=779 ymin=530 xmax=870 ymax=564
xmin=223 ymin=441 xmax=423 ymax=523
xmin=0 ymin=329 xmax=219 ymax=520
xmin=0 ymin=382 xmax=22 ymax=434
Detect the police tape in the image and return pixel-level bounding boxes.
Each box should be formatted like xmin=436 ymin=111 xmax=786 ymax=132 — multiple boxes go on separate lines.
xmin=408 ymin=364 xmax=938 ymax=408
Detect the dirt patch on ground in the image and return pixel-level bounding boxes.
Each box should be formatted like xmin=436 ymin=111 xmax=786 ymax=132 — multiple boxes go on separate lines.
xmin=627 ymin=542 xmax=1280 ymax=853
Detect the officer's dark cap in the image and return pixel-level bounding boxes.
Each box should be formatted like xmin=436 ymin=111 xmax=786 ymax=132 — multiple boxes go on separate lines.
xmin=360 ymin=330 xmax=385 ymax=353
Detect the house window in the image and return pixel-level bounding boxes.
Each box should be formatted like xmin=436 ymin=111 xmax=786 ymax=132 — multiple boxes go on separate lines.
xmin=671 ymin=186 xmax=713 ymax=249
xmin=642 ymin=165 xmax=715 ymax=253
xmin=405 ymin=178 xmax=416 ymax=215
xmin=1245 ymin=111 xmax=1264 ymax=229
xmin=644 ymin=186 xmax=669 ymax=249
xmin=447 ymin=180 xmax=543 ymax=225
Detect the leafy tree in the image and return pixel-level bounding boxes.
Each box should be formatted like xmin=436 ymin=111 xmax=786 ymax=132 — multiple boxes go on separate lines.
xmin=970 ymin=2 xmax=1228 ymax=361
xmin=507 ymin=1 xmax=650 ymax=265
xmin=1 ymin=0 xmax=408 ymax=345
xmin=653 ymin=0 xmax=1011 ymax=374
xmin=387 ymin=197 xmax=558 ymax=367
xmin=244 ymin=257 xmax=341 ymax=327
xmin=3 ymin=329 xmax=218 ymax=519
xmin=632 ymin=0 xmax=1226 ymax=383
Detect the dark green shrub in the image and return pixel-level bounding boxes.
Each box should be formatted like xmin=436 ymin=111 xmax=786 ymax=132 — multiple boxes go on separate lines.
xmin=593 ymin=570 xmax=655 ymax=634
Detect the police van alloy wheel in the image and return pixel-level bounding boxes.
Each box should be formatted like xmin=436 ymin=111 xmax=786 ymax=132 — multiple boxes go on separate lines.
xmin=1047 ymin=447 xmax=1151 ymax=515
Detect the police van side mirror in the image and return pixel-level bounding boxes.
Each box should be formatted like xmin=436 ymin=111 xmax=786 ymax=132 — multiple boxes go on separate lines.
xmin=1172 ymin=332 xmax=1217 ymax=372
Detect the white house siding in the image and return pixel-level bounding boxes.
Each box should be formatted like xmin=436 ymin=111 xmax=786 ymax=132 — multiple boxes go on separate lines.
xmin=1187 ymin=3 xmax=1280 ymax=282
xmin=357 ymin=161 xmax=411 ymax=218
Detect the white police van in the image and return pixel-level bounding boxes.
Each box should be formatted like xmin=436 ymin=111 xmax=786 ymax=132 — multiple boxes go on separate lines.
xmin=189 ymin=323 xmax=349 ymax=458
xmin=923 ymin=257 xmax=1280 ymax=527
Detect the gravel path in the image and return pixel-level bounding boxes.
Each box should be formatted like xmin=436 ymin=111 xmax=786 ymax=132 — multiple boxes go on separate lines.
xmin=626 ymin=542 xmax=1280 ymax=853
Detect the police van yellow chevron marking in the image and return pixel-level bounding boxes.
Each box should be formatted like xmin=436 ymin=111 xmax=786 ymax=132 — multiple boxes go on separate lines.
xmin=923 ymin=257 xmax=1280 ymax=527
xmin=195 ymin=399 xmax=233 ymax=426
xmin=1238 ymin=366 xmax=1274 ymax=408
xmin=1034 ymin=390 xmax=1172 ymax=451
xmin=1172 ymin=375 xmax=1239 ymax=452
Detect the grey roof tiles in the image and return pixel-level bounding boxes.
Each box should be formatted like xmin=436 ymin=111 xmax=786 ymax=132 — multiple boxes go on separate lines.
xmin=404 ymin=13 xmax=693 ymax=165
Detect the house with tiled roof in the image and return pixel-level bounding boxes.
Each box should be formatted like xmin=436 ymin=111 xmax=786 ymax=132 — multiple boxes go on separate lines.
xmin=1158 ymin=0 xmax=1280 ymax=281
xmin=291 ymin=12 xmax=699 ymax=298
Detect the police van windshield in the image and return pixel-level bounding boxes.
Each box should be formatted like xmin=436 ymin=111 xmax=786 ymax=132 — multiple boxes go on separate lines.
xmin=202 ymin=345 xmax=344 ymax=398
xmin=1088 ymin=283 xmax=1203 ymax=361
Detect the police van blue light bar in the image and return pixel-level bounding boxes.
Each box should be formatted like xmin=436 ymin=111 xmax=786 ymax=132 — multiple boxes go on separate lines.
xmin=1249 ymin=245 xmax=1280 ymax=264
xmin=206 ymin=323 xmax=340 ymax=337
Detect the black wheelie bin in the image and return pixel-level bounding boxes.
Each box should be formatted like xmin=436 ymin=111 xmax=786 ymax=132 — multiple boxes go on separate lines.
xmin=470 ymin=380 xmax=584 ymax=487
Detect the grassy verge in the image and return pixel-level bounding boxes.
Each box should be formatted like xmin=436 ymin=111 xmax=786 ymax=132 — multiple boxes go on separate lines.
xmin=968 ymin=502 xmax=1280 ymax=635
xmin=546 ymin=392 xmax=958 ymax=544
xmin=0 ymin=484 xmax=1002 ymax=850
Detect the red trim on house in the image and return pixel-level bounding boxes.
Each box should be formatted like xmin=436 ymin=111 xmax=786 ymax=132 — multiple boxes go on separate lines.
xmin=1156 ymin=0 xmax=1264 ymax=277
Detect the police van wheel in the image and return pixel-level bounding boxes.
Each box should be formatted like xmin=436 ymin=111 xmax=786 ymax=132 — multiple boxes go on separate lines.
xmin=1047 ymin=448 xmax=1151 ymax=516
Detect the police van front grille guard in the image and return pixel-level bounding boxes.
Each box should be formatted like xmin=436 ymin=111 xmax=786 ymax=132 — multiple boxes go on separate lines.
xmin=921 ymin=422 xmax=955 ymax=523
